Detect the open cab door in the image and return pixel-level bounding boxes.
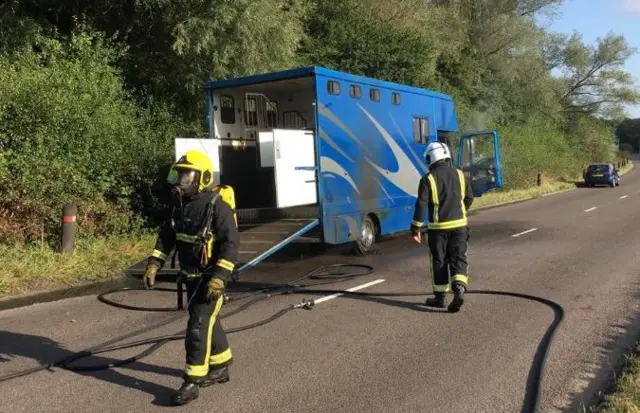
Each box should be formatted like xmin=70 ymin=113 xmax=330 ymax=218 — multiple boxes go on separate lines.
xmin=456 ymin=130 xmax=503 ymax=197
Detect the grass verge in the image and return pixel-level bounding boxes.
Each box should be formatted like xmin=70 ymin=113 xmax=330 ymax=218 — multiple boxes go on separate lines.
xmin=470 ymin=180 xmax=576 ymax=210
xmin=0 ymin=161 xmax=635 ymax=299
xmin=619 ymin=161 xmax=635 ymax=176
xmin=471 ymin=160 xmax=634 ymax=211
xmin=0 ymin=234 xmax=155 ymax=299
xmin=588 ymin=343 xmax=640 ymax=413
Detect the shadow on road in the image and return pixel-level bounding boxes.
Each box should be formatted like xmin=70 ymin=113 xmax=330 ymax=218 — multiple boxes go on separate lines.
xmin=0 ymin=331 xmax=183 ymax=406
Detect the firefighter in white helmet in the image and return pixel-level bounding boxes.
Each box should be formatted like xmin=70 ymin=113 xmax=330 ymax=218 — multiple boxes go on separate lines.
xmin=410 ymin=141 xmax=474 ymax=312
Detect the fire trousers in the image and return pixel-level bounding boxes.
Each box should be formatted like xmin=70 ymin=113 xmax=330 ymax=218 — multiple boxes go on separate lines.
xmin=183 ymin=277 xmax=233 ymax=382
xmin=427 ymin=226 xmax=470 ymax=294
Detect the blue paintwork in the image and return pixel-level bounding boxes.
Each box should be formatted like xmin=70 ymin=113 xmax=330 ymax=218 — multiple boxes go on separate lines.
xmin=314 ymin=70 xmax=452 ymax=243
xmin=204 ymin=66 xmax=504 ymax=247
xmin=205 ymin=66 xmax=452 ymax=99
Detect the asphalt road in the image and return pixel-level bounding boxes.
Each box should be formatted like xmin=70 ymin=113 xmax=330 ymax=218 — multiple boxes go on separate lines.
xmin=2 ymin=162 xmax=640 ymax=413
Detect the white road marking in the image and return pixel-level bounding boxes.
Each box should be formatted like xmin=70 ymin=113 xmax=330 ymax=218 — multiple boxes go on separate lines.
xmin=313 ymin=279 xmax=386 ymax=304
xmin=584 ymin=207 xmax=597 ymax=212
xmin=511 ymin=228 xmax=538 ymax=238
xmin=620 ymin=195 xmax=628 ymax=199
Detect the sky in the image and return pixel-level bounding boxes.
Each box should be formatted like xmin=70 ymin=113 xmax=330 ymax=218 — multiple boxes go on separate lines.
xmin=536 ymin=0 xmax=640 ymax=118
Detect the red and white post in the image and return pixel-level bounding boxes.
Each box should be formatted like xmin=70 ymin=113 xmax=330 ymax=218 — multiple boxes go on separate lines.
xmin=61 ymin=204 xmax=77 ymax=254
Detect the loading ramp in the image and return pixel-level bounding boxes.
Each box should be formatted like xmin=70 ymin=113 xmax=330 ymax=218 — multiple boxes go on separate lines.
xmin=124 ymin=207 xmax=320 ymax=281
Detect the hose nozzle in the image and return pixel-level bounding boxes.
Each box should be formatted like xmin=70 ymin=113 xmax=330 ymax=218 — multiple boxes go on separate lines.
xmin=294 ymin=299 xmax=315 ymax=310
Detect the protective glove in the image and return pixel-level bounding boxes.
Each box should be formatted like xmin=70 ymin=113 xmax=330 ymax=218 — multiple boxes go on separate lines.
xmin=205 ymin=277 xmax=225 ymax=302
xmin=143 ymin=263 xmax=159 ymax=290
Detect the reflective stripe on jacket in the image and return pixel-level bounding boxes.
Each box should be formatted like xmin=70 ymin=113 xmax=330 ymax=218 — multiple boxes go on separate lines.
xmin=147 ymin=188 xmax=239 ymax=283
xmin=411 ymin=162 xmax=474 ymax=231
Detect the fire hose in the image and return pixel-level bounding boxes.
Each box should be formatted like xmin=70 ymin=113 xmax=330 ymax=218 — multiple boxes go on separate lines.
xmin=0 ymin=263 xmax=563 ymax=413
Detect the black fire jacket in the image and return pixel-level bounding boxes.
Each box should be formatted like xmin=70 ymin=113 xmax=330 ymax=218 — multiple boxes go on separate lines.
xmin=147 ymin=188 xmax=239 ymax=283
xmin=411 ymin=163 xmax=474 ymax=232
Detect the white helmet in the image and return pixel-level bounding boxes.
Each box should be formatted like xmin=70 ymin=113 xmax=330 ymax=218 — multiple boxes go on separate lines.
xmin=424 ymin=141 xmax=451 ymax=168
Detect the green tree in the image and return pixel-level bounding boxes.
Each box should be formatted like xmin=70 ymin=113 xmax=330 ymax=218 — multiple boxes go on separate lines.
xmin=300 ymin=0 xmax=444 ymax=88
xmin=0 ymin=0 xmax=310 ymax=123
xmin=0 ymin=28 xmax=182 ymax=244
xmin=2 ymin=0 xmax=640 ymax=245
xmin=616 ymin=118 xmax=640 ymax=153
xmin=544 ymin=31 xmax=640 ymax=119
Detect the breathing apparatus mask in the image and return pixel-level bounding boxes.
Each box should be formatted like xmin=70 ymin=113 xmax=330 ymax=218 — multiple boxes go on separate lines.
xmin=167 ymin=167 xmax=200 ymax=199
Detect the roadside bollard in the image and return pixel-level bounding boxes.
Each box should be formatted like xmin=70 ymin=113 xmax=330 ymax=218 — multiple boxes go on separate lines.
xmin=536 ymin=172 xmax=542 ymax=186
xmin=61 ymin=204 xmax=77 ymax=254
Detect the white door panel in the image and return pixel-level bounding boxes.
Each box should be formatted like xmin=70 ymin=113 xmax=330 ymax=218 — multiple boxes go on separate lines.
xmin=273 ymin=129 xmax=317 ymax=209
xmin=258 ymin=131 xmax=275 ymax=168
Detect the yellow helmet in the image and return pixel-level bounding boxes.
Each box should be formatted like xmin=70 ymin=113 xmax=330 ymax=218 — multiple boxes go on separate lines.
xmin=167 ymin=149 xmax=214 ymax=196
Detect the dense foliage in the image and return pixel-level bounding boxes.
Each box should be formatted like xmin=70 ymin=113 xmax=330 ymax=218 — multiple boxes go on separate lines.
xmin=0 ymin=0 xmax=638 ymax=245
xmin=616 ymin=118 xmax=640 ymax=153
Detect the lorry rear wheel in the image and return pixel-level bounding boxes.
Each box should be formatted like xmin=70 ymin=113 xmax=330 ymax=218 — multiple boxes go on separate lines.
xmin=353 ymin=215 xmax=377 ymax=256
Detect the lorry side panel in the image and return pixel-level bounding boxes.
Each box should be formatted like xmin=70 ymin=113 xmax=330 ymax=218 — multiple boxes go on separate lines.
xmin=314 ymin=68 xmax=459 ymax=244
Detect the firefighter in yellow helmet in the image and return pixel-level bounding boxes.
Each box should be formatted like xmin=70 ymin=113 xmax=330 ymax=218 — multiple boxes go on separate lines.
xmin=142 ymin=149 xmax=239 ymax=405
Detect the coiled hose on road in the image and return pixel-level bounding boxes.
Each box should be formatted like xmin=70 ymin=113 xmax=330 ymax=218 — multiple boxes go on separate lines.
xmin=0 ymin=263 xmax=563 ymax=413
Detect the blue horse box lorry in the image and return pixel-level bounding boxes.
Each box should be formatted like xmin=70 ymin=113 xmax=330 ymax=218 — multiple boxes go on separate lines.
xmin=129 ymin=66 xmax=504 ymax=280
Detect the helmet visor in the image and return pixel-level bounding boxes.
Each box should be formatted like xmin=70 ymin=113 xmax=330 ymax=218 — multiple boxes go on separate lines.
xmin=168 ymin=167 xmax=200 ymax=187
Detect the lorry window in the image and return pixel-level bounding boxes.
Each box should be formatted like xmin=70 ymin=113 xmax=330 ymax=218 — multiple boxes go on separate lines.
xmin=370 ymin=88 xmax=380 ymax=102
xmin=327 ymin=80 xmax=341 ymax=95
xmin=220 ymin=95 xmax=235 ymax=124
xmin=349 ymin=84 xmax=361 ymax=99
xmin=392 ymin=92 xmax=401 ymax=105
xmin=413 ymin=117 xmax=429 ymax=144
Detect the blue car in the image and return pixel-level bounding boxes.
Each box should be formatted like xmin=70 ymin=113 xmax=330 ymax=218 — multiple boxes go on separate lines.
xmin=584 ymin=163 xmax=619 ymax=188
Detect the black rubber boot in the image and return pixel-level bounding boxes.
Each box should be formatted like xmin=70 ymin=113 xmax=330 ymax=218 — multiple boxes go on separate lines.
xmin=448 ymin=283 xmax=466 ymax=313
xmin=199 ymin=365 xmax=230 ymax=388
xmin=425 ymin=293 xmax=446 ymax=308
xmin=171 ymin=381 xmax=200 ymax=406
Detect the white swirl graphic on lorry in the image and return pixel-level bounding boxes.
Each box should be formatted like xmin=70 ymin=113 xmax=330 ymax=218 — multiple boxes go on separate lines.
xmin=320 ymin=156 xmax=360 ymax=195
xmin=318 ymin=102 xmax=423 ymax=198
xmin=358 ymin=104 xmax=422 ymax=196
